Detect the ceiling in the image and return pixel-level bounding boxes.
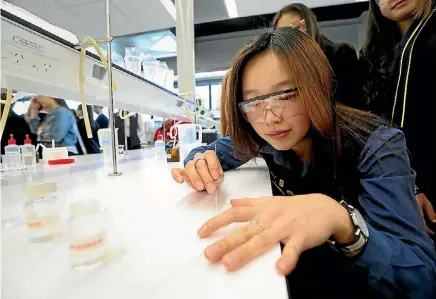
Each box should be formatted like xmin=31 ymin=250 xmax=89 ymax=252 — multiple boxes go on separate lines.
xmin=5 ymin=0 xmax=365 ymax=39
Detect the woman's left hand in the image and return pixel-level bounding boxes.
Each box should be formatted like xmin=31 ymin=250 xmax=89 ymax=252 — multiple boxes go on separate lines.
xmin=198 ymin=194 xmax=355 ymax=276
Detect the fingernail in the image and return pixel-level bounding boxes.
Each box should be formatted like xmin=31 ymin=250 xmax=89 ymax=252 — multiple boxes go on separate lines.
xmin=197 ymin=224 xmax=207 ymax=236
xmin=223 ymin=251 xmax=242 ymax=267
xmin=205 ymin=245 xmax=221 ymax=262
xmin=211 ymin=170 xmax=219 ymax=180
xmin=194 ymin=181 xmax=204 ymax=190
xmin=206 ymin=183 xmax=216 ymax=193
xmin=176 ymin=176 xmax=183 ymax=183
xmin=276 ymin=260 xmax=291 ymax=275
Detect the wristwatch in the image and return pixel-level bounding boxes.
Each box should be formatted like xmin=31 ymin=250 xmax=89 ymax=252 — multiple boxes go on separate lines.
xmin=327 ymin=200 xmax=369 ymax=257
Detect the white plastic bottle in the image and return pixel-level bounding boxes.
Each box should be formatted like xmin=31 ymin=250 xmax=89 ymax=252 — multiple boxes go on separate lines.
xmin=154 ymin=135 xmax=166 ymax=162
xmin=21 ymin=134 xmax=36 ymax=167
xmin=4 ymin=134 xmax=22 ymax=169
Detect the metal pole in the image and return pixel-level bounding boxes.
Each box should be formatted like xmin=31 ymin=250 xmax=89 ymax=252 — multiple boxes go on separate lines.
xmin=124 ymin=116 xmax=128 ymax=152
xmin=105 ymin=0 xmax=122 ymax=176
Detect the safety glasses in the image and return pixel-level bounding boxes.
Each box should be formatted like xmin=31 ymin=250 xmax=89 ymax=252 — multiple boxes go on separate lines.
xmin=287 ymin=19 xmax=306 ymax=32
xmin=239 ymin=87 xmax=301 ymax=123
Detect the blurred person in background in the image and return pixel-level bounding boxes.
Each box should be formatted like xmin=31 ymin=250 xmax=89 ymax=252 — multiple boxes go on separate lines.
xmin=25 ymin=96 xmax=78 ymax=155
xmin=153 ymin=119 xmax=191 ymax=142
xmin=1 ymin=93 xmax=32 ymax=155
xmin=114 ymin=111 xmax=144 ymax=150
xmin=153 ymin=119 xmax=174 ymax=142
xmin=25 ymin=97 xmax=48 ymax=146
xmin=76 ymin=104 xmax=101 ymax=154
xmin=360 ymin=0 xmax=436 ymax=238
xmin=93 ymin=105 xmax=109 ymax=129
xmin=272 ymin=3 xmax=364 ymax=109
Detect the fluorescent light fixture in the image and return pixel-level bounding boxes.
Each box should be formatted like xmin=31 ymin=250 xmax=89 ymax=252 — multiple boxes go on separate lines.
xmin=160 ymin=0 xmax=176 ymax=20
xmin=224 ymin=0 xmax=238 ymax=18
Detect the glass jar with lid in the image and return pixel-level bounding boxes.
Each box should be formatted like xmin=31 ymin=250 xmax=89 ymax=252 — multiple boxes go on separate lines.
xmin=67 ymin=201 xmax=108 ymax=270
xmin=23 ymin=181 xmax=61 ymax=243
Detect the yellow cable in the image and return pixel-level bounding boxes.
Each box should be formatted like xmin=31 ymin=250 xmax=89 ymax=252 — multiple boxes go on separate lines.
xmin=391 ymin=16 xmax=426 ymax=124
xmin=118 ymin=110 xmax=131 ymax=120
xmin=79 ymin=36 xmax=117 ymax=138
xmin=0 ymin=88 xmax=13 ymax=140
xmin=399 ymin=8 xmax=435 ymax=128
xmin=182 ymin=91 xmax=204 ymax=122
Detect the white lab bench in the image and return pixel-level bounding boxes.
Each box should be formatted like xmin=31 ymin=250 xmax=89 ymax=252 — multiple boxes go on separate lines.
xmin=1 ymin=149 xmax=288 ymax=299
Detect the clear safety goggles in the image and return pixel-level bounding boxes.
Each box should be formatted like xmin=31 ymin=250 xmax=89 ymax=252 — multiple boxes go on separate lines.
xmin=286 ymin=19 xmax=306 ymax=32
xmin=239 ymin=87 xmax=302 ymax=123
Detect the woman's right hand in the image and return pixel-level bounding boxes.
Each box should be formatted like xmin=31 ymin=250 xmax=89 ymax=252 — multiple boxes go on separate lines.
xmin=27 ymin=97 xmax=40 ymax=118
xmin=171 ymin=150 xmax=224 ymax=194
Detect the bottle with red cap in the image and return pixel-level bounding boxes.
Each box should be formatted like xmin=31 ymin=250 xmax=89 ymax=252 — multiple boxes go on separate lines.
xmin=21 ymin=134 xmax=36 ymax=166
xmin=4 ymin=134 xmax=22 ymax=169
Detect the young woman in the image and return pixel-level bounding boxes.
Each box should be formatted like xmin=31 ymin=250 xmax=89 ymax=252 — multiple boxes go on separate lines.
xmin=171 ymin=28 xmax=436 ymax=298
xmin=273 ymin=3 xmax=364 ymax=109
xmin=361 ymin=0 xmax=436 ymax=235
xmin=25 ymin=95 xmax=78 ymax=155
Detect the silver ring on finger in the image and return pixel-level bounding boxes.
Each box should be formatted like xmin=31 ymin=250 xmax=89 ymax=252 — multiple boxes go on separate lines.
xmin=194 ymin=158 xmax=207 ymax=168
xmin=251 ymin=218 xmax=265 ymax=231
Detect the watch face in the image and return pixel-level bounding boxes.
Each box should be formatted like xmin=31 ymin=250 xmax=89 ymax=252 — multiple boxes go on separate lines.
xmin=354 ymin=209 xmax=369 ymax=238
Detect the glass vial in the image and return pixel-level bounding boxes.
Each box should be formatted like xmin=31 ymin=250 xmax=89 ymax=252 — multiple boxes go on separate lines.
xmin=67 ymin=201 xmax=108 ymax=270
xmin=23 ymin=181 xmax=61 ymax=243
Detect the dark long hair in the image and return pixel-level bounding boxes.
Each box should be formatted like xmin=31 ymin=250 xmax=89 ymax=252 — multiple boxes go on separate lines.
xmin=78 ymin=104 xmax=98 ymax=130
xmin=225 ymin=28 xmax=386 ymax=200
xmin=54 ymin=98 xmax=70 ymax=109
xmin=361 ymin=0 xmax=434 ymax=109
xmin=271 ymin=3 xmax=322 ymax=45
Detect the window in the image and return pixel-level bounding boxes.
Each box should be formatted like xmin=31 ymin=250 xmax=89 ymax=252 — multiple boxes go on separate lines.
xmin=196 ymin=85 xmax=210 ymax=110
xmin=211 ymin=83 xmax=222 ymax=110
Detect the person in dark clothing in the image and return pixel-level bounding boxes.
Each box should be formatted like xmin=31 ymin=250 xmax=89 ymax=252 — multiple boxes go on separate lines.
xmin=114 ymin=111 xmax=142 ymax=150
xmin=76 ymin=104 xmax=101 ymax=154
xmin=361 ymin=0 xmax=436 ymax=237
xmin=172 ymin=28 xmax=436 ymax=298
xmin=272 ymin=3 xmax=364 ymax=109
xmin=93 ymin=105 xmax=109 ymax=129
xmin=1 ymin=94 xmax=32 ymax=155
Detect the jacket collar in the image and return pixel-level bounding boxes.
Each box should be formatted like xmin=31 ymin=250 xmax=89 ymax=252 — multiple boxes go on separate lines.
xmin=259 ymin=143 xmax=312 ymax=177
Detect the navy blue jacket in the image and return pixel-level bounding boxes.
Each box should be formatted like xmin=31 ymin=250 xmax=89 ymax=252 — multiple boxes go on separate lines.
xmin=185 ymin=126 xmax=436 ymax=298
xmin=96 ymin=113 xmax=109 ymax=129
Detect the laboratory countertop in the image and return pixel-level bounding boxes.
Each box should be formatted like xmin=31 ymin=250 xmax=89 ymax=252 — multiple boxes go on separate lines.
xmin=1 ymin=149 xmax=288 ymax=299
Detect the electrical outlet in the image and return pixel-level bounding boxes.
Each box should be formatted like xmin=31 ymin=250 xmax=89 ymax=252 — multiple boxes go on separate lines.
xmin=1 ymin=43 xmax=55 ymax=74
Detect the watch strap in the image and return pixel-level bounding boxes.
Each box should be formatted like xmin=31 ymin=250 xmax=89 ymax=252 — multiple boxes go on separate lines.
xmin=328 ymin=201 xmax=368 ymax=256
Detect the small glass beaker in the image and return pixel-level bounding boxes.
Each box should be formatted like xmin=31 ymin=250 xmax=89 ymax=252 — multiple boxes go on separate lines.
xmin=67 ymin=201 xmax=108 ymax=270
xmin=23 ymin=181 xmax=62 ymax=243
